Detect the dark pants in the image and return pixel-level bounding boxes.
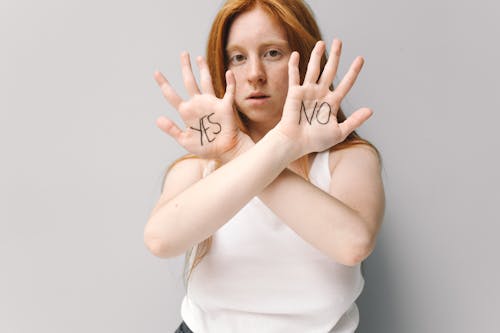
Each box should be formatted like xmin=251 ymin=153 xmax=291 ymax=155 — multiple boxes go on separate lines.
xmin=174 ymin=321 xmax=194 ymax=333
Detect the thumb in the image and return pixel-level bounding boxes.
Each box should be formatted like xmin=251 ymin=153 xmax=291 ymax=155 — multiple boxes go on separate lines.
xmin=338 ymin=107 xmax=373 ymax=139
xmin=156 ymin=116 xmax=183 ymax=142
xmin=223 ymin=70 xmax=235 ymax=103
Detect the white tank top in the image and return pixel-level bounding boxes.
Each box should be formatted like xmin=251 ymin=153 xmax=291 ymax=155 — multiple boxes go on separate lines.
xmin=181 ymin=150 xmax=364 ymax=333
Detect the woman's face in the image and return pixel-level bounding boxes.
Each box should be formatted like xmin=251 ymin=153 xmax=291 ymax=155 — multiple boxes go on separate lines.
xmin=226 ymin=6 xmax=291 ymax=130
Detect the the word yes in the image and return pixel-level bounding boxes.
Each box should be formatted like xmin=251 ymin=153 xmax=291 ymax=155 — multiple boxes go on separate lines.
xmin=190 ymin=112 xmax=222 ymax=146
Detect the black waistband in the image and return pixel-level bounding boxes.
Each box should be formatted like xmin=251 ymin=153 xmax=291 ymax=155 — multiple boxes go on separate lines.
xmin=174 ymin=321 xmax=194 ymax=333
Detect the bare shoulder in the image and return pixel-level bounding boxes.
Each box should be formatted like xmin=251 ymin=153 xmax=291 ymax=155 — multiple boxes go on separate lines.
xmin=328 ymin=144 xmax=381 ymax=176
xmin=160 ymin=156 xmax=212 ymax=202
xmin=327 ymin=144 xmax=385 ymax=226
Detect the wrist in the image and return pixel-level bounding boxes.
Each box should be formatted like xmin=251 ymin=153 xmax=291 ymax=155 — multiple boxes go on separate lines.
xmin=219 ymin=134 xmax=254 ymax=164
xmin=263 ymin=129 xmax=303 ymax=164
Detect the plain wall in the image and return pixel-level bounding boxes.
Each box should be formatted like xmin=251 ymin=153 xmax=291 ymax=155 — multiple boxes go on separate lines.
xmin=2 ymin=0 xmax=499 ymax=332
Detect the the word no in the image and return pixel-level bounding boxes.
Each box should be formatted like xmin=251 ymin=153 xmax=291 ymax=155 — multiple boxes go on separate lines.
xmin=299 ymin=101 xmax=333 ymax=125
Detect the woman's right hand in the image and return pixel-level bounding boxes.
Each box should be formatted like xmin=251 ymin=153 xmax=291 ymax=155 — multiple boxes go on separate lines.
xmin=155 ymin=52 xmax=252 ymax=161
xmin=273 ymin=39 xmax=373 ymax=159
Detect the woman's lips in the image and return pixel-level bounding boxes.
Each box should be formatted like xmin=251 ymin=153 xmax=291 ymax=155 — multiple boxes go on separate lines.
xmin=247 ymin=92 xmax=269 ymax=99
xmin=246 ymin=94 xmax=270 ymax=105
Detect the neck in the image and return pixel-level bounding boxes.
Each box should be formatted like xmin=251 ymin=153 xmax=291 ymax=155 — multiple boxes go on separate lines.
xmin=247 ymin=121 xmax=277 ymax=143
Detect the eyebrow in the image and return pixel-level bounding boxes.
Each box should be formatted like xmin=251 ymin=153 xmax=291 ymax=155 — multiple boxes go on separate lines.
xmin=226 ymin=39 xmax=290 ymax=53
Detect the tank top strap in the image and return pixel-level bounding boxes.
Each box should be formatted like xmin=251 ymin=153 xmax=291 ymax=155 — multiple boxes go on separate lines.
xmin=309 ymin=150 xmax=332 ymax=192
xmin=202 ymin=159 xmax=217 ymax=178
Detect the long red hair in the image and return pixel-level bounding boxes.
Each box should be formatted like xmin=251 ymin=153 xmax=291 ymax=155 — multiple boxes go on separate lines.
xmin=164 ymin=0 xmax=379 ymax=282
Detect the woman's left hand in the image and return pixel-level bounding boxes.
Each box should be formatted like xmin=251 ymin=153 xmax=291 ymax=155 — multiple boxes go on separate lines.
xmin=273 ymin=39 xmax=373 ymax=158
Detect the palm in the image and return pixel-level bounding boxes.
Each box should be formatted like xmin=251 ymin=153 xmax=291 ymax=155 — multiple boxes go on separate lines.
xmin=154 ymin=53 xmax=244 ymax=159
xmin=282 ymin=86 xmax=344 ymax=152
xmin=171 ymin=94 xmax=239 ymax=158
xmin=276 ymin=39 xmax=373 ymax=156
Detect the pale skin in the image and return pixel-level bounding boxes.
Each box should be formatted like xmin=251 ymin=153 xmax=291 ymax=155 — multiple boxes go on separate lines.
xmin=144 ymin=7 xmax=385 ymax=266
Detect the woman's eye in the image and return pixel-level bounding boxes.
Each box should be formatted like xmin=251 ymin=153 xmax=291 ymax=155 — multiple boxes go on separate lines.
xmin=229 ymin=54 xmax=245 ymax=65
xmin=265 ymin=49 xmax=282 ymax=58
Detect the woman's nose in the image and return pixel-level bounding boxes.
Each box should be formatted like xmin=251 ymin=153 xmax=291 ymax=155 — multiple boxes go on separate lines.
xmin=247 ymin=58 xmax=266 ymax=85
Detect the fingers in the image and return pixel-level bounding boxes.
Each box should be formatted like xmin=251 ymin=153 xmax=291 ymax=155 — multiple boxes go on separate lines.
xmin=156 ymin=116 xmax=183 ymax=142
xmin=338 ymin=107 xmax=373 ymax=139
xmin=333 ymin=56 xmax=364 ymax=100
xmin=223 ymin=70 xmax=235 ymax=103
xmin=319 ymin=39 xmax=342 ymax=88
xmin=160 ymin=53 xmax=215 ymax=98
xmin=196 ymin=56 xmax=215 ymax=95
xmin=303 ymin=41 xmax=325 ymax=84
xmin=288 ymin=51 xmax=300 ymax=87
xmin=154 ymin=70 xmax=183 ymax=109
xmin=181 ymin=51 xmax=201 ymax=96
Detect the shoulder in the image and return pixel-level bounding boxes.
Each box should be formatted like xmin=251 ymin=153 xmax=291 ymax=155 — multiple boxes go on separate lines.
xmin=327 ymin=144 xmax=385 ymax=229
xmin=160 ymin=155 xmax=213 ymax=199
xmin=327 ymin=143 xmax=384 ymax=208
xmin=328 ymin=143 xmax=381 ymax=176
xmin=164 ymin=155 xmax=213 ymax=176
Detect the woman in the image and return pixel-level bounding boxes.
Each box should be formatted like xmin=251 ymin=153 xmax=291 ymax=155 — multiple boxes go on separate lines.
xmin=145 ymin=0 xmax=385 ymax=332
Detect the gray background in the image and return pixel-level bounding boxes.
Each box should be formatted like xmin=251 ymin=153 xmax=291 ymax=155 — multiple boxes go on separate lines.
xmin=2 ymin=0 xmax=499 ymax=332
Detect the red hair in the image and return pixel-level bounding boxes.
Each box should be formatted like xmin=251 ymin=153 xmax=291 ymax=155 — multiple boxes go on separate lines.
xmin=169 ymin=0 xmax=379 ymax=281
xmin=206 ymin=0 xmax=374 ymax=171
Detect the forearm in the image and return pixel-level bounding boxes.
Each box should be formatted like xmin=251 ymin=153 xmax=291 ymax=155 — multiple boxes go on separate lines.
xmin=145 ymin=131 xmax=298 ymax=258
xmin=258 ymin=168 xmax=375 ymax=265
